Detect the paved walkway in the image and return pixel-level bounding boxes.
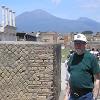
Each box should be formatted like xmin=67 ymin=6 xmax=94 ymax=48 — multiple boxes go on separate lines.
xmin=59 ymin=63 xmax=67 ymax=100
xmin=59 ymin=90 xmax=66 ymax=100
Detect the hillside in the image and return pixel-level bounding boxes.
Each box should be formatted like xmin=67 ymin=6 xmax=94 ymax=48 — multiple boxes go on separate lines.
xmin=16 ymin=9 xmax=100 ymax=33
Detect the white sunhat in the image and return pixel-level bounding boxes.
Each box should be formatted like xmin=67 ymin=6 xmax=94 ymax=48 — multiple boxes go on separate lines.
xmin=74 ymin=33 xmax=87 ymax=43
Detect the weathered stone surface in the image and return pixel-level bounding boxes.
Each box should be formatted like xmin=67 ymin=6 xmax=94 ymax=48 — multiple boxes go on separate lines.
xmin=0 ymin=41 xmax=61 ymax=100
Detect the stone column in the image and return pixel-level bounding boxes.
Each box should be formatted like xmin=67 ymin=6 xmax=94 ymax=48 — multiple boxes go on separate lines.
xmin=12 ymin=11 xmax=16 ymax=27
xmin=5 ymin=7 xmax=9 ymax=26
xmin=1 ymin=6 xmax=5 ymax=27
xmin=9 ymin=10 xmax=12 ymax=26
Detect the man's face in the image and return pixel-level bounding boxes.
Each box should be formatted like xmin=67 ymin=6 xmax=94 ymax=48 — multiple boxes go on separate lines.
xmin=74 ymin=41 xmax=86 ymax=55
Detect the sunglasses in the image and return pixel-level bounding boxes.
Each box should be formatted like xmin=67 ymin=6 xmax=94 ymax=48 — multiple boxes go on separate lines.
xmin=74 ymin=40 xmax=86 ymax=44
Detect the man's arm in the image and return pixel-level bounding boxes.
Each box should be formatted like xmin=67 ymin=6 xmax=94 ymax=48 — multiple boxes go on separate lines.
xmin=95 ymin=73 xmax=100 ymax=80
xmin=93 ymin=73 xmax=100 ymax=99
xmin=64 ymin=81 xmax=70 ymax=100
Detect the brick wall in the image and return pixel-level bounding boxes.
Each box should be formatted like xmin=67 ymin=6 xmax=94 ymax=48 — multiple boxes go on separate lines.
xmin=0 ymin=41 xmax=61 ymax=100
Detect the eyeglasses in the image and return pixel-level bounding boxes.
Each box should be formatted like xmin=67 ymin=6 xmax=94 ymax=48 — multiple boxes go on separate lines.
xmin=74 ymin=41 xmax=86 ymax=44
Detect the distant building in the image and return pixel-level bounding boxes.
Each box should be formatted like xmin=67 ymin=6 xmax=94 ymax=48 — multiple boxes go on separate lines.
xmin=25 ymin=33 xmax=37 ymax=41
xmin=16 ymin=32 xmax=26 ymax=41
xmin=16 ymin=32 xmax=37 ymax=41
xmin=39 ymin=32 xmax=58 ymax=43
xmin=57 ymin=35 xmax=64 ymax=44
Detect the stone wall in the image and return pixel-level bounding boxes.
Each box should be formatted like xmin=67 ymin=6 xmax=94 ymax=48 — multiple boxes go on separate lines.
xmin=87 ymin=41 xmax=100 ymax=49
xmin=0 ymin=33 xmax=16 ymax=41
xmin=0 ymin=41 xmax=61 ymax=100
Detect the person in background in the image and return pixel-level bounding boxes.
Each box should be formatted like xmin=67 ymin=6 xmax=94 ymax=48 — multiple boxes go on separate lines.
xmin=65 ymin=33 xmax=100 ymax=100
xmin=90 ymin=48 xmax=100 ymax=61
xmin=90 ymin=48 xmax=95 ymax=55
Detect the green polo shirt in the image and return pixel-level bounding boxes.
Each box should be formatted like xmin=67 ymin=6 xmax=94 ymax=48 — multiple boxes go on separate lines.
xmin=68 ymin=50 xmax=100 ymax=89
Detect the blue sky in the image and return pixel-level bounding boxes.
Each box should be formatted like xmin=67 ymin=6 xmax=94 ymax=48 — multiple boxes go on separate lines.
xmin=0 ymin=0 xmax=100 ymax=22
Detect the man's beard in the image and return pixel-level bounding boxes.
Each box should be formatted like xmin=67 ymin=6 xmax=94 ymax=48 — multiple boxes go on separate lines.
xmin=75 ymin=49 xmax=85 ymax=55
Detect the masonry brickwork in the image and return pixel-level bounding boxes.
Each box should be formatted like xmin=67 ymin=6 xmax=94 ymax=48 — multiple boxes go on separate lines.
xmin=0 ymin=41 xmax=61 ymax=100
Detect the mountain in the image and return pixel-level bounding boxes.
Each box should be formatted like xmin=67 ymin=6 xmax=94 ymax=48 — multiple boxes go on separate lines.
xmin=16 ymin=9 xmax=100 ymax=33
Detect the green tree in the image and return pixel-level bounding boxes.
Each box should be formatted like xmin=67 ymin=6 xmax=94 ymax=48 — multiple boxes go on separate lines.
xmin=81 ymin=31 xmax=93 ymax=34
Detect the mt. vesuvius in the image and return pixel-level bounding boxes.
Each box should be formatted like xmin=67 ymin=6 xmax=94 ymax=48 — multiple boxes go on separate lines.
xmin=16 ymin=9 xmax=100 ymax=33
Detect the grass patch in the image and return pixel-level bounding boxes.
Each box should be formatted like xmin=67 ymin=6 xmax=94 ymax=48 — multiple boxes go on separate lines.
xmin=61 ymin=48 xmax=70 ymax=63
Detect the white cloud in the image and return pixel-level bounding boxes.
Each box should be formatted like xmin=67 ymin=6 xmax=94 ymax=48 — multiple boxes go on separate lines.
xmin=77 ymin=0 xmax=100 ymax=9
xmin=51 ymin=0 xmax=61 ymax=5
xmin=80 ymin=3 xmax=99 ymax=9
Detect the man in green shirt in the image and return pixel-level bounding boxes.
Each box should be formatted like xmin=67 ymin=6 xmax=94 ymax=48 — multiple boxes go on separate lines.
xmin=66 ymin=33 xmax=100 ymax=100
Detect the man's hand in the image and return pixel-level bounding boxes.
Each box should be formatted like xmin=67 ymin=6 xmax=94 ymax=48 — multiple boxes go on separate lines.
xmin=64 ymin=82 xmax=70 ymax=100
xmin=93 ymin=79 xmax=100 ymax=100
